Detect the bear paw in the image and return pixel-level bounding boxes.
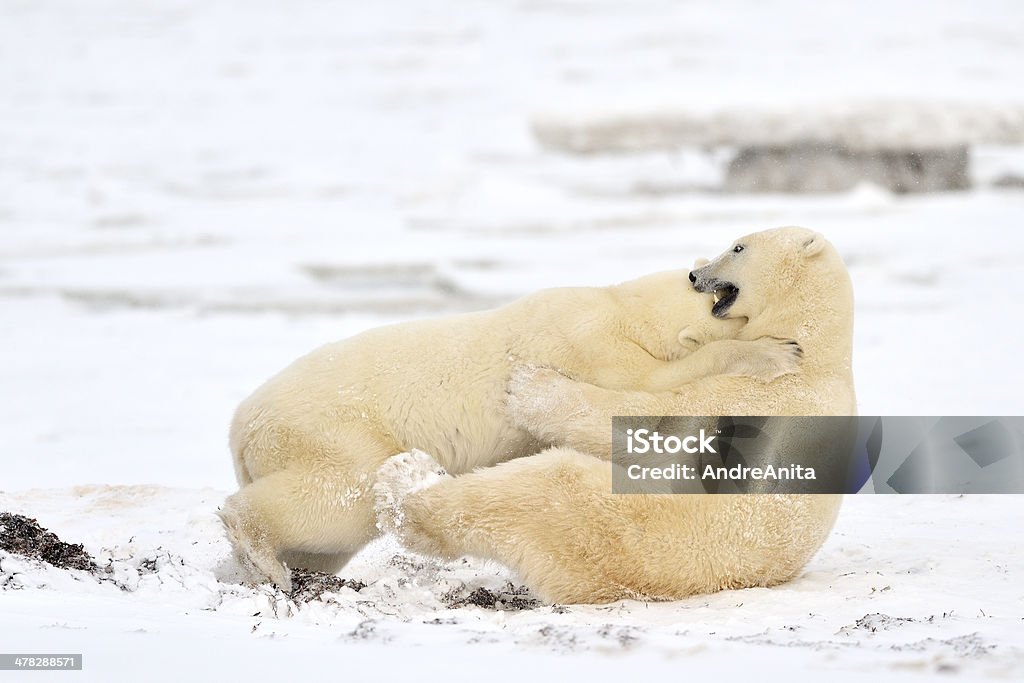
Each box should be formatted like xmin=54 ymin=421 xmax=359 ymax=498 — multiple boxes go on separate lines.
xmin=748 ymin=336 xmax=804 ymax=380
xmin=217 ymin=505 xmax=293 ymax=593
xmin=506 ymin=364 xmax=583 ymax=434
xmin=373 ymin=450 xmax=449 ymax=536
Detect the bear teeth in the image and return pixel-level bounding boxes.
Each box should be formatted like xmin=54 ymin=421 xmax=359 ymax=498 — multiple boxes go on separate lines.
xmin=713 ymin=292 xmax=722 ymax=304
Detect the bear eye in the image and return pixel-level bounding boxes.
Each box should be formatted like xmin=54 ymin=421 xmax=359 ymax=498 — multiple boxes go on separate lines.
xmin=732 ymin=244 xmax=745 ymax=253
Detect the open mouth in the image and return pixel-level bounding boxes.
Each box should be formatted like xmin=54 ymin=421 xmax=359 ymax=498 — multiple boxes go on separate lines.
xmin=711 ymin=284 xmax=739 ymax=318
xmin=691 ymin=271 xmax=740 ymax=318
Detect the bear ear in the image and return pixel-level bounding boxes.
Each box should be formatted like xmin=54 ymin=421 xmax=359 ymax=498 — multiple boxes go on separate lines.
xmin=802 ymin=232 xmax=825 ymax=258
xmin=692 ymin=257 xmax=710 ymax=269
xmin=677 ymin=327 xmax=701 ymax=350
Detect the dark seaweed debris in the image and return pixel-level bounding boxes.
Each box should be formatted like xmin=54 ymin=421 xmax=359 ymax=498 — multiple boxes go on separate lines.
xmin=289 ymin=567 xmax=366 ymax=602
xmin=444 ymin=582 xmax=540 ymax=611
xmin=0 ymin=512 xmax=97 ymax=571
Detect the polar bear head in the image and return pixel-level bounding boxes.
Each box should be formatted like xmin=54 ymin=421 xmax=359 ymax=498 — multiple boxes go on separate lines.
xmin=687 ymin=226 xmax=846 ymax=323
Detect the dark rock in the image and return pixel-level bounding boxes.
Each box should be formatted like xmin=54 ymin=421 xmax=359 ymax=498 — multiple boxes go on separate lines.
xmin=993 ymin=174 xmax=1024 ymax=189
xmin=725 ymin=143 xmax=969 ymax=193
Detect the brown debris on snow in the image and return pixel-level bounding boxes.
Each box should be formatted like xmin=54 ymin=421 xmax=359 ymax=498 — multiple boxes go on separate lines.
xmin=288 ymin=567 xmax=366 ymax=602
xmin=443 ymin=583 xmax=540 ymax=611
xmin=0 ymin=512 xmax=97 ymax=572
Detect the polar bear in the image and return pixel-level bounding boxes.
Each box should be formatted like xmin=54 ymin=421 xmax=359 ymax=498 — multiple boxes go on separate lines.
xmin=220 ymin=266 xmax=803 ymax=591
xmin=374 ymin=226 xmax=856 ymax=603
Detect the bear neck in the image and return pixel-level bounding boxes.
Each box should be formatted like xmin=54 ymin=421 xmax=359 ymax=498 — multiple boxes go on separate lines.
xmin=739 ymin=266 xmax=854 ymax=374
xmin=615 ymin=269 xmax=695 ymax=360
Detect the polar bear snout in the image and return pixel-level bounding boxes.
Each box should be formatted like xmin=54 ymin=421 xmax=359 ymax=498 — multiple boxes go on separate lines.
xmin=688 ymin=263 xmax=717 ymax=292
xmin=690 ymin=265 xmax=740 ymax=319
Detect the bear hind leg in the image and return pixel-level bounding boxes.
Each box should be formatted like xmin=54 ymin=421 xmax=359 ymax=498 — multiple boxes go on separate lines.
xmin=219 ymin=439 xmax=389 ymax=592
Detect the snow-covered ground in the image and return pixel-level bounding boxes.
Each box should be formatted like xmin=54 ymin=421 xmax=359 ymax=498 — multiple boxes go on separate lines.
xmin=2 ymin=488 xmax=1022 ymax=681
xmin=2 ymin=0 xmax=1023 ymax=680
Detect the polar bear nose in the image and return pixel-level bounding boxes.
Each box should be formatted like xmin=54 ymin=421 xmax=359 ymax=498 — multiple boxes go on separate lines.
xmin=688 ymin=271 xmax=697 ymax=283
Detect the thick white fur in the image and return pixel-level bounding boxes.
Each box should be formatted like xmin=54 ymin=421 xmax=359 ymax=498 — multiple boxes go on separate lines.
xmin=220 ymin=267 xmax=802 ymax=590
xmin=378 ymin=226 xmax=856 ymax=604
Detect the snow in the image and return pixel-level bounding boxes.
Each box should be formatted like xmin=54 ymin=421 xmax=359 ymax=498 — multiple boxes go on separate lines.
xmin=2 ymin=0 xmax=1024 ymax=680
xmin=2 ymin=488 xmax=1022 ymax=680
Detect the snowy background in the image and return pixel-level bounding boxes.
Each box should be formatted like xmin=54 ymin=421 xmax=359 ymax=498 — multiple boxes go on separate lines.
xmin=1 ymin=0 xmax=1023 ymax=680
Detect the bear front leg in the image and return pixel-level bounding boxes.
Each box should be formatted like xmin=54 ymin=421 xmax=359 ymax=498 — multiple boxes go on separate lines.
xmin=506 ymin=365 xmax=679 ymax=458
xmin=644 ymin=337 xmax=803 ymax=391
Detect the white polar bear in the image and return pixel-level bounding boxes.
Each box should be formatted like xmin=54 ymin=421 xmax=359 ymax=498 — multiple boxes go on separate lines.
xmin=374 ymin=226 xmax=856 ymax=604
xmin=220 ymin=267 xmax=802 ymax=591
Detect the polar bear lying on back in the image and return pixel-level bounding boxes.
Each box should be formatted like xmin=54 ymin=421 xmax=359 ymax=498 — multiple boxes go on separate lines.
xmin=374 ymin=226 xmax=856 ymax=603
xmin=221 ymin=268 xmax=802 ymax=591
